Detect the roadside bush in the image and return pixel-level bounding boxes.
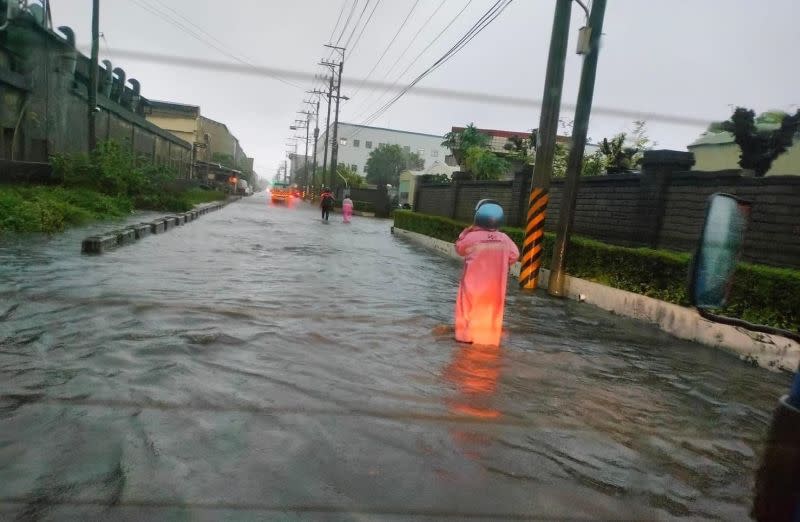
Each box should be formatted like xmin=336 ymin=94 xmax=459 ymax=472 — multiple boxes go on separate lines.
xmin=0 ymin=186 xmax=131 ymax=234
xmin=51 ymin=141 xmax=225 ymax=213
xmin=393 ymin=211 xmax=800 ymax=331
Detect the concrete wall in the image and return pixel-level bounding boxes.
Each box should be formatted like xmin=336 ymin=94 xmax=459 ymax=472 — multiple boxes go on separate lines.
xmin=0 ymin=18 xmax=191 ymax=175
xmin=414 ymin=150 xmax=800 ymax=269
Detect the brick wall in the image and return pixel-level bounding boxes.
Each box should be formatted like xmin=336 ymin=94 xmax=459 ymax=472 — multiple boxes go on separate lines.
xmin=661 ymin=171 xmax=800 ymax=267
xmin=414 ymin=151 xmax=800 ymax=269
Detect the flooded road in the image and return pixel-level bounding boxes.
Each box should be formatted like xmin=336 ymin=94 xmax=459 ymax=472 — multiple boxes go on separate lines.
xmin=0 ymin=194 xmax=792 ymax=520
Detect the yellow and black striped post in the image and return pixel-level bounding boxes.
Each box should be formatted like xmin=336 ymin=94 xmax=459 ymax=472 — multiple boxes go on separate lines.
xmin=519 ymin=0 xmax=572 ymax=290
xmin=519 ymin=187 xmax=549 ymax=289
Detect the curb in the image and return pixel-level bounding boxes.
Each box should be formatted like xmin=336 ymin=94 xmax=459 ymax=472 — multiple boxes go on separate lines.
xmin=392 ymin=226 xmax=800 ymax=373
xmin=81 ymin=197 xmax=240 ymax=255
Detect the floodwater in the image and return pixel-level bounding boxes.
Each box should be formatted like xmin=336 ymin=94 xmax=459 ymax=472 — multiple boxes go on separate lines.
xmin=0 ymin=194 xmax=792 ymax=521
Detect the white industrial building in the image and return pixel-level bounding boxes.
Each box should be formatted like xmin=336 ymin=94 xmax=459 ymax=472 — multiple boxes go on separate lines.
xmin=314 ymin=122 xmax=451 ymax=178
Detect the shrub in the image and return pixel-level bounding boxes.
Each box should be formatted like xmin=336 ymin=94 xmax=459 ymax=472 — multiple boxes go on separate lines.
xmin=393 ymin=211 xmax=800 ymax=332
xmin=0 ymin=186 xmax=131 ymax=234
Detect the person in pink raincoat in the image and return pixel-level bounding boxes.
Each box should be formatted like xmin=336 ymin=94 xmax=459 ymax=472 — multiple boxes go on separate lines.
xmin=342 ymin=194 xmax=354 ymax=223
xmin=454 ymin=200 xmax=520 ymax=346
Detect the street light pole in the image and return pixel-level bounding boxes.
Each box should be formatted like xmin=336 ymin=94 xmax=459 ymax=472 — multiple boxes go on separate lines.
xmin=518 ymin=0 xmax=572 ymax=290
xmin=548 ymin=0 xmax=607 ymax=297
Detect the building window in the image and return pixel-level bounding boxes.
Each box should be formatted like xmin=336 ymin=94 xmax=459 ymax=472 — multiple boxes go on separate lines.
xmin=340 ymin=138 xmax=347 ymax=146
xmin=366 ymin=140 xmax=372 ymax=149
xmin=352 ymin=164 xmax=358 ymax=172
xmin=353 ymin=139 xmax=360 ymax=147
xmin=432 ymin=150 xmax=439 ymax=157
xmin=418 ymin=148 xmax=425 ymax=156
xmin=363 ymin=165 xmax=368 ymax=172
xmin=403 ymin=145 xmax=410 ymax=152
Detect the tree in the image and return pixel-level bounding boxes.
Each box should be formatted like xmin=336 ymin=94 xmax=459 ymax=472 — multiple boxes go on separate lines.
xmin=365 ymin=144 xmax=423 ymax=186
xmin=503 ymin=135 xmax=533 ymax=163
xmin=719 ymin=107 xmax=800 ymax=176
xmin=464 ymin=146 xmax=510 ymax=180
xmin=336 ymin=164 xmax=364 ymax=188
xmin=442 ymin=123 xmax=490 ymax=166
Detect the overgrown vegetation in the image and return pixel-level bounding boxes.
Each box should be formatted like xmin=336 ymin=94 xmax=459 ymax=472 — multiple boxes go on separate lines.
xmin=0 ymin=186 xmax=132 ymax=233
xmin=1 ymin=141 xmax=225 ymax=234
xmin=444 ymin=120 xmax=654 ymax=180
xmin=393 ymin=211 xmax=800 ymax=332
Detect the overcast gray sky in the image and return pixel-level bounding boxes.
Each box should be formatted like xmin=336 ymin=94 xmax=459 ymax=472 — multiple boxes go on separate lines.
xmin=55 ymin=0 xmax=800 ymax=176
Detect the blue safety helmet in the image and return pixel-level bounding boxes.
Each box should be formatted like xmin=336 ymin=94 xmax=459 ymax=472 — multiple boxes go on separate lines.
xmin=474 ymin=199 xmax=504 ymax=230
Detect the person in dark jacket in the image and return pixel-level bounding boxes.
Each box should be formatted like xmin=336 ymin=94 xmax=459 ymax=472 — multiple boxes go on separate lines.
xmin=320 ymin=188 xmax=335 ymax=221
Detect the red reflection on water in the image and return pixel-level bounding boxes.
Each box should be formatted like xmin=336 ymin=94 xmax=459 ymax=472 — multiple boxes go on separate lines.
xmin=443 ymin=343 xmax=502 ymax=420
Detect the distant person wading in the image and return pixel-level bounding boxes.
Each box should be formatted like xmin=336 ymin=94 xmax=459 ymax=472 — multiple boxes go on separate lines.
xmin=320 ymin=188 xmax=335 ymax=221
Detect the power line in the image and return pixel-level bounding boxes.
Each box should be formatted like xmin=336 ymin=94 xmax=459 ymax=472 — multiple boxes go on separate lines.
xmin=349 ymin=0 xmax=422 ymax=100
xmin=346 ymin=0 xmax=512 ymax=139
xmin=125 ymin=0 xmax=301 ymax=89
xmin=346 ymin=0 xmax=475 ymax=123
xmin=347 ymin=0 xmax=452 ymax=120
xmin=347 ymin=0 xmax=382 ymax=59
xmin=343 ymin=0 xmax=372 ymax=49
xmin=335 ymin=0 xmax=360 ymax=46
xmin=328 ymin=0 xmax=349 ymax=43
xmin=149 ymin=0 xmax=256 ymax=65
xmin=85 ymin=48 xmax=715 ymax=127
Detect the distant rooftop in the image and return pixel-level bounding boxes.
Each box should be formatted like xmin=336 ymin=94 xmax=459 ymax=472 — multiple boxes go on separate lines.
xmin=689 ymin=122 xmax=783 ymax=148
xmin=147 ymin=100 xmax=200 ymax=115
xmin=337 ymin=122 xmax=443 ymax=139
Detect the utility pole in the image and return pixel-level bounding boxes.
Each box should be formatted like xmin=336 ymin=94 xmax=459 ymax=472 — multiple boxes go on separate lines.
xmin=311 ymin=97 xmax=320 ymax=193
xmin=88 ymin=0 xmax=100 ymax=152
xmin=318 ymin=70 xmax=335 ymax=188
xmin=298 ymin=108 xmax=314 ymax=193
xmin=330 ymin=59 xmax=344 ymax=189
xmin=518 ymin=0 xmax=572 ymax=290
xmin=549 ymin=0 xmax=607 ymax=297
xmin=323 ymin=44 xmax=346 ymax=192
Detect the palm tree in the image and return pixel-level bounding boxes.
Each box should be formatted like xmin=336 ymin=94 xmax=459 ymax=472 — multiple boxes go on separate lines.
xmin=442 ymin=123 xmax=490 ymax=166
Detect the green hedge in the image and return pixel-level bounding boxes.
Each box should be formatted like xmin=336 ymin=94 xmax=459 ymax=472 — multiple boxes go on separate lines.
xmin=393 ymin=211 xmax=800 ymax=332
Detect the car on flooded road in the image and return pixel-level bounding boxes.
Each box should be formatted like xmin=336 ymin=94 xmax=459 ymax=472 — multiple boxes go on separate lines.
xmin=269 ymin=182 xmax=292 ymax=204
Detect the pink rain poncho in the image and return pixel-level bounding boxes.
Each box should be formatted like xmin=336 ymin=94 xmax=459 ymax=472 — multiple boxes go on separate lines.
xmin=454 ymin=226 xmax=520 ymax=346
xmin=342 ymin=198 xmax=353 ymax=223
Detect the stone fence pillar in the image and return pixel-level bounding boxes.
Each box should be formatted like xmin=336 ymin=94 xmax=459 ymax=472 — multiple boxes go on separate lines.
xmin=637 ymin=150 xmax=695 ymax=248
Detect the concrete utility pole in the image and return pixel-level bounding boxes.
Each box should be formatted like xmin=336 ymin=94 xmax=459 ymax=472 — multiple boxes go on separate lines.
xmin=330 ymin=58 xmax=344 ymax=187
xmin=323 ymin=44 xmax=347 ymax=191
xmin=518 ymin=0 xmax=572 ymax=290
xmin=298 ymin=108 xmax=314 ymax=192
xmin=549 ymin=0 xmax=607 ymax=297
xmin=319 ymin=70 xmax=335 ymax=188
xmin=311 ymin=98 xmax=320 ymax=192
xmin=88 ymin=0 xmax=100 ymax=152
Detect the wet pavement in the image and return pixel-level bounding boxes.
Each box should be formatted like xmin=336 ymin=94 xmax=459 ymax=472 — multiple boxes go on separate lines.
xmin=0 ymin=194 xmax=792 ymax=520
